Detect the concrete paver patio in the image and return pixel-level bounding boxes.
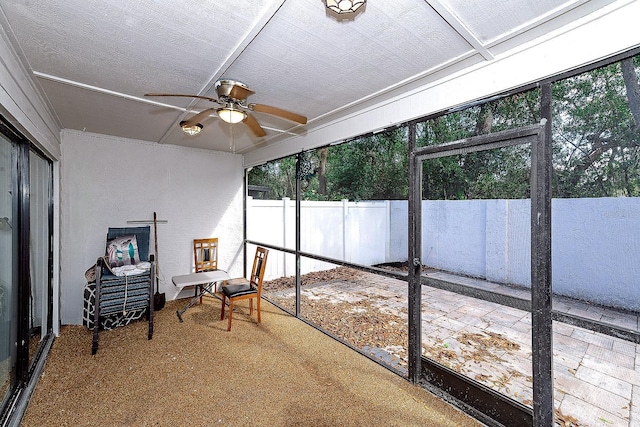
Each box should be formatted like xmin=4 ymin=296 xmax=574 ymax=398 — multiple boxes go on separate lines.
xmin=265 ymin=270 xmax=640 ymax=427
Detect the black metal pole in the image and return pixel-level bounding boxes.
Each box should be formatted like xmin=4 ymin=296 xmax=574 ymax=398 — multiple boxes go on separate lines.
xmin=407 ymin=123 xmax=421 ymax=383
xmin=531 ymin=83 xmax=554 ymax=426
xmin=295 ymin=152 xmax=301 ymax=317
xmin=243 ymin=169 xmax=248 ymax=278
xmin=17 ymin=142 xmax=30 ymax=380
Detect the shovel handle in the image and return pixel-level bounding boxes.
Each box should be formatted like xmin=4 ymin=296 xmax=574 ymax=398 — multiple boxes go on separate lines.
xmin=153 ymin=212 xmax=159 ymax=293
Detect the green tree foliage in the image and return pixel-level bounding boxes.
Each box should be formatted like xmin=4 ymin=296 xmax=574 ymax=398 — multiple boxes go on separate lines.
xmin=249 ymin=54 xmax=640 ymax=201
xmin=261 ymin=128 xmax=410 ymax=202
xmin=552 ymin=56 xmax=640 ymax=197
xmin=417 ymin=91 xmax=539 ymax=200
xmin=321 ymin=128 xmax=409 ymax=201
xmin=248 ymin=156 xmax=297 ymax=199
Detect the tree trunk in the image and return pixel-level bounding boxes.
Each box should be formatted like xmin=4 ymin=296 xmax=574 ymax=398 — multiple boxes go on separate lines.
xmin=621 ymin=58 xmax=640 ymax=129
xmin=476 ymin=104 xmax=493 ymax=134
xmin=318 ymin=147 xmax=328 ymax=195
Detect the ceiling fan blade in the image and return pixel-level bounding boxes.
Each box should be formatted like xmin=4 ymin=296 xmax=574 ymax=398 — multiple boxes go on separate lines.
xmin=144 ymin=93 xmax=220 ymax=104
xmin=243 ymin=113 xmax=267 ymax=137
xmin=182 ymin=108 xmax=217 ymax=126
xmin=250 ymin=103 xmax=307 ymax=125
xmin=228 ymin=84 xmax=255 ymax=100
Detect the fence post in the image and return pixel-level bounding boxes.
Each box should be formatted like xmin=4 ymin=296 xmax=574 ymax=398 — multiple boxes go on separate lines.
xmin=342 ymin=199 xmax=348 ymax=262
xmin=283 ymin=197 xmax=290 ymax=276
xmin=385 ymin=200 xmax=391 ymax=263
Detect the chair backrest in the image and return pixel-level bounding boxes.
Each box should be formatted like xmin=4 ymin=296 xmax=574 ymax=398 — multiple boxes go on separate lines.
xmin=194 ymin=238 xmax=218 ymax=272
xmin=107 ymin=226 xmax=151 ymax=261
xmin=250 ymin=247 xmax=269 ymax=293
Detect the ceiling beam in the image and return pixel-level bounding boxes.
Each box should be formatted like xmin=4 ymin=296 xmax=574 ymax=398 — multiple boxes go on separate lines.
xmin=32 ymin=71 xmax=193 ymax=112
xmin=424 ymin=0 xmax=494 ymax=61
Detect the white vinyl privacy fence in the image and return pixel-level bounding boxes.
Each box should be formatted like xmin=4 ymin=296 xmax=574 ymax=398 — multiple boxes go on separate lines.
xmin=247 ymin=197 xmax=640 ymax=312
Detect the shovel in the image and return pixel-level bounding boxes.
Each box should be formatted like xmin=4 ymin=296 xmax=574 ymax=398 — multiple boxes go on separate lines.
xmin=153 ymin=211 xmax=166 ymax=310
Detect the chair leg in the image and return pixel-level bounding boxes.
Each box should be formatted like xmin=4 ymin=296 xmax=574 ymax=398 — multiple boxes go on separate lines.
xmin=227 ymin=301 xmax=233 ymax=331
xmin=257 ymin=297 xmax=261 ymax=324
xmin=249 ymin=298 xmax=253 ymax=316
xmin=220 ymin=294 xmax=226 ymax=320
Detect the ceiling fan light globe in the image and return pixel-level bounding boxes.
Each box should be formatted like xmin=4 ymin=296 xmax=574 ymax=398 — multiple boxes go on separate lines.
xmin=179 ymin=121 xmax=203 ymax=136
xmin=218 ymin=108 xmax=246 ymax=124
xmin=339 ymin=0 xmax=353 ymax=11
xmin=326 ymin=0 xmax=364 ymax=14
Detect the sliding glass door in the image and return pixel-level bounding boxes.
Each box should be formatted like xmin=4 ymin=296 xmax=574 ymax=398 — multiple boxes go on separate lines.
xmin=0 ymin=116 xmax=53 ymax=420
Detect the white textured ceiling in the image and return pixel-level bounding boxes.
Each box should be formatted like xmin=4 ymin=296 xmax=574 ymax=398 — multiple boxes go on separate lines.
xmin=0 ymin=0 xmax=618 ymax=154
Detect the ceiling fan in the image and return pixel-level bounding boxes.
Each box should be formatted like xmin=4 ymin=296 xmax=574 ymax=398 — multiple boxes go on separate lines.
xmin=145 ymin=79 xmax=307 ymax=138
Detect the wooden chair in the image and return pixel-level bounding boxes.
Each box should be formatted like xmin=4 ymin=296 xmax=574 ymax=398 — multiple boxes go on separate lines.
xmin=193 ymin=238 xmax=218 ymax=303
xmin=194 ymin=238 xmax=218 ymax=273
xmin=220 ymin=247 xmax=268 ymax=331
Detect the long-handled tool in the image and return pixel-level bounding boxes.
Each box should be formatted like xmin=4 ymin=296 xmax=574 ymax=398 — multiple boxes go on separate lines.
xmin=153 ymin=211 xmax=166 ymax=310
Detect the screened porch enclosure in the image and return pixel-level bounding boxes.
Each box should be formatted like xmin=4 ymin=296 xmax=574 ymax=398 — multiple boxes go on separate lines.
xmin=249 ymin=52 xmax=640 ymax=427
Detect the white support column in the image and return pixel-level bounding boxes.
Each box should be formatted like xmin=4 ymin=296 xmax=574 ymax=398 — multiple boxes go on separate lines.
xmin=52 ymin=160 xmax=61 ymax=336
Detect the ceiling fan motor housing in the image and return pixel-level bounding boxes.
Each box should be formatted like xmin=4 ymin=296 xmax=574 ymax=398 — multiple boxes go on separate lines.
xmin=215 ymin=79 xmax=248 ymax=100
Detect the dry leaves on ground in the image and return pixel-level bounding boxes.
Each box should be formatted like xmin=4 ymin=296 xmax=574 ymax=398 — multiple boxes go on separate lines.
xmin=265 ymin=267 xmax=532 ymax=394
xmin=264 ymin=267 xmax=408 ymax=367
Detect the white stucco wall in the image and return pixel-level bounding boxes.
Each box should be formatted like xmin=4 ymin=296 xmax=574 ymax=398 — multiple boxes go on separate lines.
xmin=422 ymin=200 xmax=487 ymax=277
xmin=485 ymin=199 xmax=531 ymax=286
xmin=552 ymin=197 xmax=640 ymax=310
xmin=419 ymin=198 xmax=640 ymax=311
xmin=60 ymin=130 xmax=244 ymax=325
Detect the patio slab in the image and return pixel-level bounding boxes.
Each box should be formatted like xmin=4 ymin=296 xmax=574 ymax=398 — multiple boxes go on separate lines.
xmin=265 ymin=269 xmax=640 ymax=427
